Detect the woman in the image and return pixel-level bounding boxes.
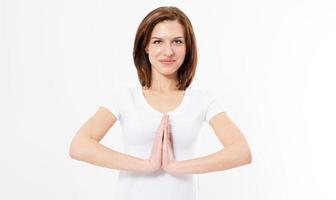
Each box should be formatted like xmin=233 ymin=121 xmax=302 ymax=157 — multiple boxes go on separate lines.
xmin=69 ymin=6 xmax=252 ymax=200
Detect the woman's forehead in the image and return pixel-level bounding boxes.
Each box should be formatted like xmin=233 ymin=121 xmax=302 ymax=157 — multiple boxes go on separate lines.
xmin=151 ymin=20 xmax=185 ymax=38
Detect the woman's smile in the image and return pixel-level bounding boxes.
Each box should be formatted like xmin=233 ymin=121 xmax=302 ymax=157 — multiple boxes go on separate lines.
xmin=159 ymin=59 xmax=176 ymax=65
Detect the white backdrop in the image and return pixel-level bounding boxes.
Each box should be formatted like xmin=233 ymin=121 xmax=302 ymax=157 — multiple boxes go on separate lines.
xmin=1 ymin=0 xmax=335 ymax=200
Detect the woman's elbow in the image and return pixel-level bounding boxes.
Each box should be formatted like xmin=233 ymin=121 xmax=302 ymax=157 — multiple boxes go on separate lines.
xmin=69 ymin=140 xmax=85 ymax=160
xmin=235 ymin=141 xmax=252 ymax=165
xmin=243 ymin=145 xmax=252 ymax=164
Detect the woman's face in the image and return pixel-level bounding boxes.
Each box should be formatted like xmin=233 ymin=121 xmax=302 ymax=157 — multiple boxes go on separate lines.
xmin=145 ymin=20 xmax=186 ymax=77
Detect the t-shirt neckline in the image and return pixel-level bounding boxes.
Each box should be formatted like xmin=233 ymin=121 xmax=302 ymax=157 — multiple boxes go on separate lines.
xmin=136 ymin=85 xmax=190 ymax=116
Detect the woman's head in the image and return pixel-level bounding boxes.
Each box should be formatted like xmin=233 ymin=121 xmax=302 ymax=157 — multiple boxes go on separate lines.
xmin=133 ymin=6 xmax=197 ymax=90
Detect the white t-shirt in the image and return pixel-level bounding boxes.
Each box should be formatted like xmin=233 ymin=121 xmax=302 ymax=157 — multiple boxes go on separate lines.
xmin=101 ymin=85 xmax=227 ymax=200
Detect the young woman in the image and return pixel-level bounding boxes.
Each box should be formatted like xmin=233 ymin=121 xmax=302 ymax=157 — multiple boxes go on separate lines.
xmin=69 ymin=6 xmax=252 ymax=200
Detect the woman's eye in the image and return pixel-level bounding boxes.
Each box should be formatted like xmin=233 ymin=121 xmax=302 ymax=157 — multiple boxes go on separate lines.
xmin=152 ymin=40 xmax=183 ymax=45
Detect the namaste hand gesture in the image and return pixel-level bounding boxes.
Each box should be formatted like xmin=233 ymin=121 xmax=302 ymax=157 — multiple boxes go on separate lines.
xmin=145 ymin=114 xmax=181 ymax=175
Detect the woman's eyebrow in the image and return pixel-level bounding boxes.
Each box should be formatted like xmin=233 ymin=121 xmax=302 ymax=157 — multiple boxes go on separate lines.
xmin=151 ymin=36 xmax=184 ymax=40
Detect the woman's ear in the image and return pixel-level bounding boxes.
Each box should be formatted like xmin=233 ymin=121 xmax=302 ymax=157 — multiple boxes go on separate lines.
xmin=145 ymin=44 xmax=149 ymax=54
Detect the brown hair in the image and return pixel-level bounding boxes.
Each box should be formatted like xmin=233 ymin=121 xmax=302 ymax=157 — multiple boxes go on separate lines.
xmin=133 ymin=6 xmax=198 ymax=90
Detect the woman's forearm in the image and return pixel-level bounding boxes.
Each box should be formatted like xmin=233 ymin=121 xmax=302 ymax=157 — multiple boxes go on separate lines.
xmin=69 ymin=137 xmax=148 ymax=173
xmin=174 ymin=142 xmax=252 ymax=175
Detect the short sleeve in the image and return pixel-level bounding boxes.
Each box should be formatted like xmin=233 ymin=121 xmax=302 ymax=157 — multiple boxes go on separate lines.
xmin=204 ymin=90 xmax=227 ymax=123
xmin=100 ymin=89 xmax=120 ymax=120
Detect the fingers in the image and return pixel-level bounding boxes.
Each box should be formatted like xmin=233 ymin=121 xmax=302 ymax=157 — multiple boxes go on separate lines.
xmin=163 ymin=116 xmax=167 ymax=145
xmin=164 ymin=115 xmax=169 ymax=142
xmin=157 ymin=115 xmax=168 ymax=153
xmin=162 ymin=115 xmax=168 ymax=161
xmin=153 ymin=115 xmax=167 ymax=155
xmin=167 ymin=121 xmax=174 ymax=150
xmin=164 ymin=115 xmax=175 ymax=160
xmin=167 ymin=118 xmax=170 ymax=141
xmin=159 ymin=115 xmax=166 ymax=132
xmin=165 ymin=115 xmax=172 ymax=145
xmin=167 ymin=139 xmax=175 ymax=159
xmin=162 ymin=129 xmax=168 ymax=167
xmin=156 ymin=115 xmax=166 ymax=141
xmin=164 ymin=115 xmax=172 ymax=149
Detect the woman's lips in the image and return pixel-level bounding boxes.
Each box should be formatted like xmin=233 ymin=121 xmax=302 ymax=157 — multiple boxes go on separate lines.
xmin=159 ymin=60 xmax=175 ymax=65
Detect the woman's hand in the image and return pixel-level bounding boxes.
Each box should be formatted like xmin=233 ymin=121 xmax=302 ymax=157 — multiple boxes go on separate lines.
xmin=144 ymin=114 xmax=166 ymax=174
xmin=145 ymin=114 xmax=181 ymax=175
xmin=162 ymin=115 xmax=181 ymax=176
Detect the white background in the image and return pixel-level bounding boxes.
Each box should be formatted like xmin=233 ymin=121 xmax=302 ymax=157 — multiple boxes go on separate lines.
xmin=1 ymin=0 xmax=336 ymax=199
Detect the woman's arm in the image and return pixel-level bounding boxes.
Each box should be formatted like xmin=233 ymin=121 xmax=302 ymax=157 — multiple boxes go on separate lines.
xmin=69 ymin=107 xmax=148 ymax=173
xmin=173 ymin=112 xmax=252 ymax=174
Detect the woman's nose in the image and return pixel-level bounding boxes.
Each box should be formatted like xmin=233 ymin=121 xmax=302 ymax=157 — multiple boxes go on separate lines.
xmin=163 ymin=44 xmax=174 ymax=56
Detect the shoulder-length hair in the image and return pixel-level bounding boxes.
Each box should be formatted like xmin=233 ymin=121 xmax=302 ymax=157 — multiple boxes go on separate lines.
xmin=133 ymin=6 xmax=198 ymax=90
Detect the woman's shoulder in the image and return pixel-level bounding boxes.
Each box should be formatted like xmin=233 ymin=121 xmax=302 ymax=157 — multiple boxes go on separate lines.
xmin=187 ymin=86 xmax=227 ymax=107
xmin=102 ymin=86 xmax=135 ymax=101
xmin=187 ymin=86 xmax=215 ymax=98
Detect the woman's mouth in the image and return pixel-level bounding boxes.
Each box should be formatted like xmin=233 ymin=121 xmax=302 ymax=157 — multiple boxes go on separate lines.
xmin=159 ymin=59 xmax=176 ymax=65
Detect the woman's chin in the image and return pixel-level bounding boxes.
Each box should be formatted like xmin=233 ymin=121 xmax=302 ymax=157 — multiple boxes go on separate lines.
xmin=159 ymin=69 xmax=178 ymax=76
